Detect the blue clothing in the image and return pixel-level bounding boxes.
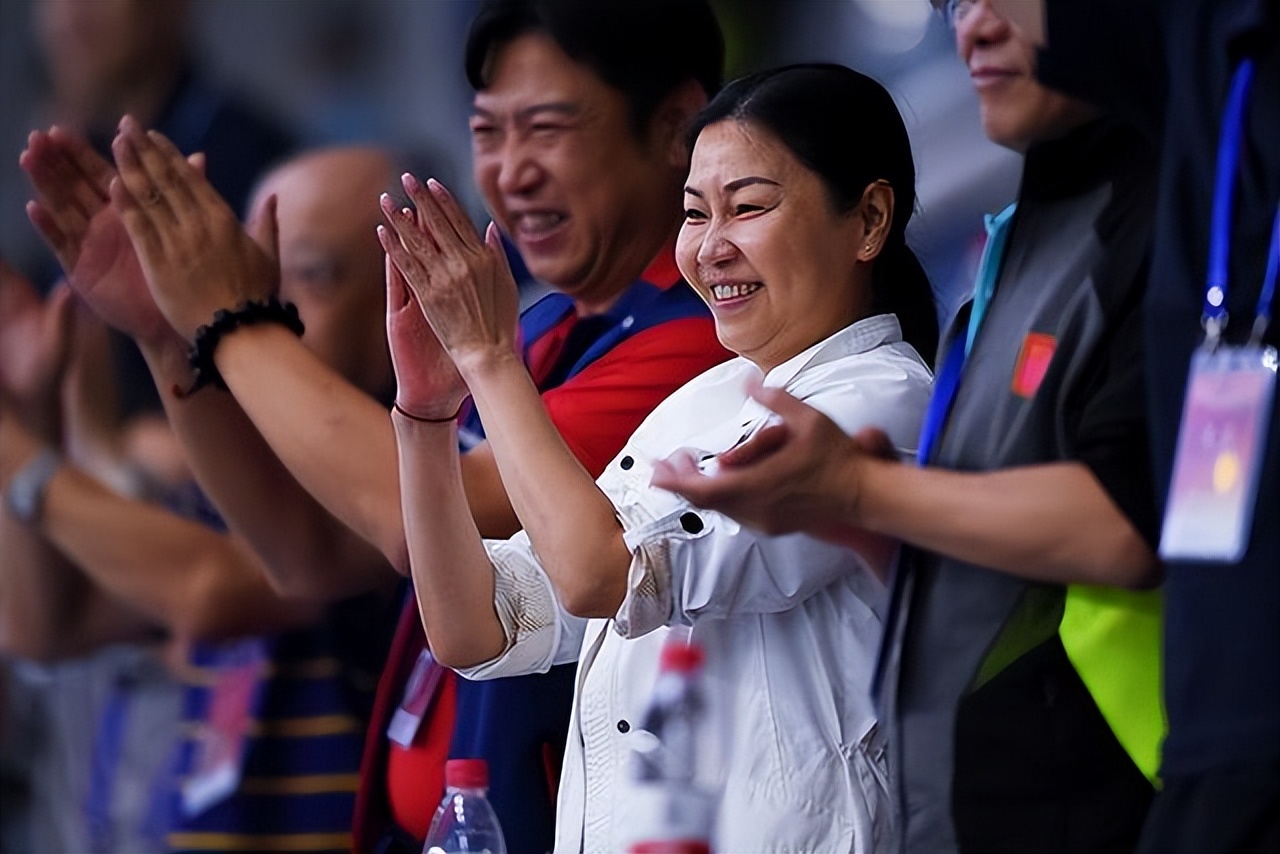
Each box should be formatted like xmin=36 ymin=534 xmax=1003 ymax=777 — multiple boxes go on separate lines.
xmin=160 ymin=486 xmax=395 ymax=854
xmin=167 ymin=598 xmax=395 ymax=854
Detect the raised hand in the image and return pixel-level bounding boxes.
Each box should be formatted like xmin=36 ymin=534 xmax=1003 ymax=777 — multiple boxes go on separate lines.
xmin=20 ymin=126 xmax=171 ymax=344
xmin=110 ymin=115 xmax=279 ymax=341
xmin=0 ymin=261 xmax=76 ymax=434
xmin=377 ymin=174 xmax=519 ymax=372
xmin=384 ymin=253 xmax=469 ymax=421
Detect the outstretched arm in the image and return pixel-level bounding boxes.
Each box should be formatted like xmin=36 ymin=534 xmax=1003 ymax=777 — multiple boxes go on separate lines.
xmin=0 ymin=405 xmax=326 ymax=646
xmin=22 ymin=123 xmax=396 ymax=599
xmin=653 ymin=384 xmax=1159 ymax=588
xmin=0 ymin=268 xmax=320 ymax=658
xmin=0 ymin=261 xmax=143 ymax=660
xmin=380 ymin=177 xmax=632 ymax=618
xmin=382 ymin=253 xmax=507 ymax=667
xmin=106 ymin=118 xmax=524 ymax=593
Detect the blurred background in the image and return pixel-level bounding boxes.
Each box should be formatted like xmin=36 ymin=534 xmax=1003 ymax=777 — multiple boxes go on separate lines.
xmin=0 ymin=0 xmax=1024 ymax=330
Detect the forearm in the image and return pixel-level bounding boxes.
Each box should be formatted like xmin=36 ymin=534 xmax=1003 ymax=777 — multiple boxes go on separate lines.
xmin=0 ymin=512 xmax=110 ymax=660
xmin=214 ymin=325 xmax=408 ymax=559
xmin=140 ymin=334 xmax=396 ymax=598
xmin=34 ymin=464 xmax=325 ymax=640
xmin=461 ymin=350 xmax=631 ymax=616
xmin=858 ymin=459 xmax=1158 ymax=587
xmin=393 ymin=412 xmax=507 ymax=668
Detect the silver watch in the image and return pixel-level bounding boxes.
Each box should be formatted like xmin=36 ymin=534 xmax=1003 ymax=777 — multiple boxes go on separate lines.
xmin=5 ymin=447 xmax=61 ymax=524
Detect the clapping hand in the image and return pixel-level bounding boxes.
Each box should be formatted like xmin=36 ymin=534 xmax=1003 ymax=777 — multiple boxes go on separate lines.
xmin=384 ymin=252 xmax=469 ymax=422
xmin=377 ymin=174 xmax=519 ymax=375
xmin=651 ymin=380 xmax=898 ymax=559
xmin=110 ymin=115 xmax=280 ymax=341
xmin=0 ymin=261 xmax=76 ymax=436
xmin=20 ymin=126 xmax=171 ymax=344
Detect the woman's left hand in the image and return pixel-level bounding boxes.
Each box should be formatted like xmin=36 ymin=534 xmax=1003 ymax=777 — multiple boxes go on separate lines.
xmin=378 ymin=174 xmax=519 ymax=377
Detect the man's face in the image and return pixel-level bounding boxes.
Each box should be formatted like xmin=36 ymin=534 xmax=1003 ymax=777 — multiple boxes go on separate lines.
xmin=470 ymin=33 xmax=682 ymax=312
xmin=953 ymin=0 xmax=1095 ymax=151
xmin=246 ymin=149 xmax=392 ymax=398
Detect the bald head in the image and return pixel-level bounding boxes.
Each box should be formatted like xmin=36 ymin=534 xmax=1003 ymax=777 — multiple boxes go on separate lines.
xmin=247 ymin=147 xmax=395 ymax=399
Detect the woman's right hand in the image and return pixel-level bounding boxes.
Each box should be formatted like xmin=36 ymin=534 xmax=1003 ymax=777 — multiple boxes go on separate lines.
xmin=383 ymin=253 xmax=469 ymax=422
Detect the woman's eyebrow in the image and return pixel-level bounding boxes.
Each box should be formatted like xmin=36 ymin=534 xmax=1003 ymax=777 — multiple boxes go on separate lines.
xmin=684 ymin=175 xmax=781 ymax=198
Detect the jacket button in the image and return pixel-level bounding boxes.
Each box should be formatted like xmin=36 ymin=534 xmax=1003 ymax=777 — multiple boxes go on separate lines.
xmin=620 ymin=455 xmax=634 ymax=470
xmin=680 ymin=512 xmax=704 ymax=534
xmin=617 ymin=719 xmax=630 ymax=733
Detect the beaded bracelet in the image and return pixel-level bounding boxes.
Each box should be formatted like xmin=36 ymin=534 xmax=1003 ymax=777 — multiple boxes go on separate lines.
xmin=181 ymin=298 xmax=305 ymax=396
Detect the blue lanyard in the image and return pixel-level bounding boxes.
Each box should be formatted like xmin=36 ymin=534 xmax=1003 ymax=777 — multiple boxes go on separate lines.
xmin=917 ymin=204 xmax=1017 ymax=465
xmin=1206 ymin=58 xmax=1279 ymax=347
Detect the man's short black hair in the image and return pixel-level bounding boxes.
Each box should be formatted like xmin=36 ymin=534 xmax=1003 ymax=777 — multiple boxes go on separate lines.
xmin=464 ymin=0 xmax=724 ymax=136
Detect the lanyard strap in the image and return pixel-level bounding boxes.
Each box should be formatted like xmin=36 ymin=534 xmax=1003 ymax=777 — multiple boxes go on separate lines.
xmin=917 ymin=204 xmax=1017 ymax=465
xmin=1206 ymin=58 xmax=1279 ymax=346
xmin=1253 ymin=205 xmax=1279 ymax=344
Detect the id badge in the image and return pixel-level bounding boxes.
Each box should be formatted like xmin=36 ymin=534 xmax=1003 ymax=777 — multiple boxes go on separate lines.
xmin=386 ymin=648 xmax=445 ymax=748
xmin=181 ymin=638 xmax=268 ymax=817
xmin=1160 ymin=345 xmax=1278 ymax=562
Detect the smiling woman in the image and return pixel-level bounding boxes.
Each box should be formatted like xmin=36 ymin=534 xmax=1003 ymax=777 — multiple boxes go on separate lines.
xmin=678 ymin=63 xmax=939 ymax=369
xmin=383 ymin=62 xmax=936 ymax=852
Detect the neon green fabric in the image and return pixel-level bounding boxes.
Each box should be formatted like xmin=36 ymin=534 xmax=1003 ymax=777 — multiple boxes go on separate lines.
xmin=1060 ymin=585 xmax=1166 ymax=784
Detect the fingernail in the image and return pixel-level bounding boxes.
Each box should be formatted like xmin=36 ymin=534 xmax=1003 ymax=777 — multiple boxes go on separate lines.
xmin=401 ymin=173 xmax=418 ymax=192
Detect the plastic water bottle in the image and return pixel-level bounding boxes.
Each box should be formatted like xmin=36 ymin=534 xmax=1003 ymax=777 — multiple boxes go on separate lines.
xmin=422 ymin=758 xmax=508 ymax=854
xmin=625 ymin=637 xmax=716 ymax=854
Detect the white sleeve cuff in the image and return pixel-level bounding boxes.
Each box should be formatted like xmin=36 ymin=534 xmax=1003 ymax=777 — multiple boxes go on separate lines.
xmin=455 ymin=533 xmax=568 ymax=680
xmin=613 ymin=500 xmax=713 ymax=639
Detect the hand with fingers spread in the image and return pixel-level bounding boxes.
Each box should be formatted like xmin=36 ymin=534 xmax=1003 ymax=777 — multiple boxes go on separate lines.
xmin=20 ymin=126 xmax=171 ymax=344
xmin=377 ymin=174 xmax=519 ymax=373
xmin=0 ymin=261 xmax=76 ymax=433
xmin=110 ymin=115 xmax=280 ymax=341
xmin=384 ymin=254 xmax=469 ymax=421
xmin=651 ymin=381 xmax=897 ymax=543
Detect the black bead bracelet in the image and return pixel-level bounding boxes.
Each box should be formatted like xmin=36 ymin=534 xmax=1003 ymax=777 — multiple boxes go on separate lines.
xmin=183 ymin=297 xmax=305 ymax=395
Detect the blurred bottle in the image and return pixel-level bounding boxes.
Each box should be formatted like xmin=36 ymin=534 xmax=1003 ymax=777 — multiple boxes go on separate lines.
xmin=422 ymin=758 xmax=507 ymax=854
xmin=625 ymin=637 xmax=716 ymax=854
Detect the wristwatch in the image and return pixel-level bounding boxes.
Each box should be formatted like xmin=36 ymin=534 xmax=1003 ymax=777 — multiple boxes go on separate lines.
xmin=5 ymin=447 xmax=61 ymax=525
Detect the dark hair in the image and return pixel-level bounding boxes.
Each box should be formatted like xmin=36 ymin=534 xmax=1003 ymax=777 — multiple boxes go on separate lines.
xmin=464 ymin=0 xmax=724 ymax=137
xmin=687 ymin=64 xmax=939 ymax=363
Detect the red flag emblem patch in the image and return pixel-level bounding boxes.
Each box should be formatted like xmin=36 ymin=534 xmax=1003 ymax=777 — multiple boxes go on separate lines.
xmin=1011 ymin=332 xmax=1056 ymax=398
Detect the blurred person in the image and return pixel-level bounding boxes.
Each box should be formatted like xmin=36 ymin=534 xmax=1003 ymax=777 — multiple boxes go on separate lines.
xmin=26 ymin=2 xmax=733 ymax=851
xmin=4 ymin=145 xmax=408 ymax=853
xmin=2 ymin=0 xmax=295 ymax=479
xmin=1 ymin=259 xmax=181 ymax=854
xmin=652 ymin=2 xmax=1165 ymax=852
xmin=1013 ymin=0 xmax=1280 ymax=851
xmin=381 ymin=63 xmax=937 ymax=852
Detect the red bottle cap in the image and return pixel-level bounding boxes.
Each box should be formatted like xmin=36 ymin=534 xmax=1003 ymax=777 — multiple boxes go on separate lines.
xmin=445 ymin=758 xmax=489 ymax=789
xmin=659 ymin=640 xmax=705 ymax=673
xmin=629 ymin=840 xmax=712 ymax=854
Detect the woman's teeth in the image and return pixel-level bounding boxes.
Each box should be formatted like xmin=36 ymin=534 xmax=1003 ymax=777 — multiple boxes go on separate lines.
xmin=711 ymin=282 xmax=762 ymax=301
